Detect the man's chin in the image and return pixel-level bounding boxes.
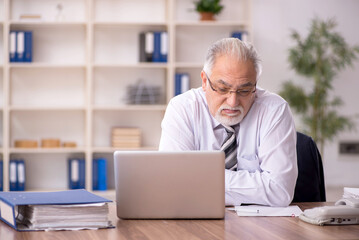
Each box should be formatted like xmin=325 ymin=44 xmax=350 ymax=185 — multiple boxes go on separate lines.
xmin=216 ymin=114 xmax=243 ymax=126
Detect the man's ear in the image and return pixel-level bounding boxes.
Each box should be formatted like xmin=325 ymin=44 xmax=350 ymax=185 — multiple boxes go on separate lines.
xmin=201 ymin=71 xmax=207 ymax=92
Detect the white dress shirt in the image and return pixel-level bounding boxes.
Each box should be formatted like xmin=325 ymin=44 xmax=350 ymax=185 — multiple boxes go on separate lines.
xmin=159 ymin=87 xmax=298 ymax=207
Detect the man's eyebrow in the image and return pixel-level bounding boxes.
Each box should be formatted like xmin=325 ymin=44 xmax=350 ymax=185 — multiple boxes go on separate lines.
xmin=239 ymin=82 xmax=256 ymax=88
xmin=217 ymin=79 xmax=255 ymax=88
xmin=217 ymin=79 xmax=231 ymax=87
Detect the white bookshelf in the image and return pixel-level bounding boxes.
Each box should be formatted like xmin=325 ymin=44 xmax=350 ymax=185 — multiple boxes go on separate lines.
xmin=0 ymin=0 xmax=252 ymax=191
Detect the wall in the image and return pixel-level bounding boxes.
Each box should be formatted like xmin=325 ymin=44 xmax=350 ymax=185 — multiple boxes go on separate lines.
xmin=251 ymin=0 xmax=359 ymax=187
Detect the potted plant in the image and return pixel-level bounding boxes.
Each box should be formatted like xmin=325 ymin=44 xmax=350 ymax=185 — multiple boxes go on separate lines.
xmin=279 ymin=18 xmax=359 ymax=156
xmin=194 ymin=0 xmax=224 ymax=21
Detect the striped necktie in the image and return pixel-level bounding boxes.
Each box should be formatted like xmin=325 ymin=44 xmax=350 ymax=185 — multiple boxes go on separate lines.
xmin=221 ymin=125 xmax=238 ymax=170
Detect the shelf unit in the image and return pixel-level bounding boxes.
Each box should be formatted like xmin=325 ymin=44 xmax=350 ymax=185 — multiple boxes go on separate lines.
xmin=0 ymin=0 xmax=252 ymax=191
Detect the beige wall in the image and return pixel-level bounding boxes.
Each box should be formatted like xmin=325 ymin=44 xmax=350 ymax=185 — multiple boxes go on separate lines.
xmin=251 ymin=0 xmax=359 ymax=187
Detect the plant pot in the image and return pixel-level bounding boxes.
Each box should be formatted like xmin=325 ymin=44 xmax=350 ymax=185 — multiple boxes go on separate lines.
xmin=200 ymin=12 xmax=215 ymax=21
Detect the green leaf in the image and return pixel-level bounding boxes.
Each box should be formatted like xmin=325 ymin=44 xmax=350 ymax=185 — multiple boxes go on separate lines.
xmin=279 ymin=81 xmax=308 ymax=113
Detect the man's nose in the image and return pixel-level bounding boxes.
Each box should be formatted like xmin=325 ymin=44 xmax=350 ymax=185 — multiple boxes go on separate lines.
xmin=226 ymin=92 xmax=240 ymax=107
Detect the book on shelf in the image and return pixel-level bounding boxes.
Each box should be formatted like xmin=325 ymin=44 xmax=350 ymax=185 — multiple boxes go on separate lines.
xmin=139 ymin=31 xmax=167 ymax=63
xmin=9 ymin=159 xmax=26 ymax=191
xmin=10 ymin=31 xmax=33 ymax=63
xmin=139 ymin=31 xmax=154 ymax=62
xmin=9 ymin=31 xmax=17 ymax=62
xmin=231 ymin=31 xmax=249 ymax=42
xmin=0 ymin=189 xmax=113 ymax=231
xmin=93 ymin=158 xmax=107 ymax=191
xmin=112 ymin=127 xmax=142 ymax=149
xmin=175 ymin=73 xmax=190 ymax=96
xmin=68 ymin=158 xmax=85 ymax=189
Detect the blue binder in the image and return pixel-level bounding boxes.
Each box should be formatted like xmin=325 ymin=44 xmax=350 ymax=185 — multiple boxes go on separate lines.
xmin=16 ymin=31 xmax=25 ymax=62
xmin=15 ymin=31 xmax=32 ymax=62
xmin=175 ymin=73 xmax=190 ymax=96
xmin=152 ymin=31 xmax=162 ymax=62
xmin=231 ymin=31 xmax=248 ymax=41
xmin=93 ymin=158 xmax=107 ymax=191
xmin=16 ymin=159 xmax=26 ymax=191
xmin=23 ymin=31 xmax=33 ymax=62
xmin=175 ymin=73 xmax=182 ymax=96
xmin=160 ymin=31 xmax=168 ymax=62
xmin=92 ymin=159 xmax=99 ymax=190
xmin=0 ymin=160 xmax=3 ymax=191
xmin=9 ymin=160 xmax=18 ymax=191
xmin=68 ymin=159 xmax=85 ymax=189
xmin=0 ymin=189 xmax=112 ymax=231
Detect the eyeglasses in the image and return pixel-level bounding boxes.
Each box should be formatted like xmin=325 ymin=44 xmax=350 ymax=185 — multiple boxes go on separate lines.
xmin=204 ymin=72 xmax=256 ymax=97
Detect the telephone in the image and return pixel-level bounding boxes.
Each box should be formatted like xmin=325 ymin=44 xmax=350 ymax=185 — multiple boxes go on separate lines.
xmin=299 ymin=198 xmax=359 ymax=225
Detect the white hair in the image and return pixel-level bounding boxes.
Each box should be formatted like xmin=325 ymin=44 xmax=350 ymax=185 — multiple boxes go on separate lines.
xmin=203 ymin=38 xmax=262 ymax=80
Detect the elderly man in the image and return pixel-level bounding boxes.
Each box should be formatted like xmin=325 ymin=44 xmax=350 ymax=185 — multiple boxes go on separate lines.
xmin=159 ymin=38 xmax=298 ymax=207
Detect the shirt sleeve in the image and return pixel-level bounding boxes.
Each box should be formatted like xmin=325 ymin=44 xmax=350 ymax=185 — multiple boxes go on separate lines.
xmin=225 ymin=103 xmax=298 ymax=207
xmin=159 ymin=98 xmax=196 ymax=151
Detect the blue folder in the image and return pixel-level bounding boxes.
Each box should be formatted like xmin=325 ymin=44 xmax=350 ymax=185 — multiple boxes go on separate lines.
xmin=68 ymin=158 xmax=85 ymax=189
xmin=0 ymin=189 xmax=112 ymax=231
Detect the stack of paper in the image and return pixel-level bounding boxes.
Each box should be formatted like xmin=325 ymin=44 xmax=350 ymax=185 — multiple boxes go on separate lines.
xmin=17 ymin=203 xmax=110 ymax=230
xmin=343 ymin=187 xmax=359 ymax=199
xmin=0 ymin=189 xmax=113 ymax=231
xmin=112 ymin=127 xmax=141 ymax=149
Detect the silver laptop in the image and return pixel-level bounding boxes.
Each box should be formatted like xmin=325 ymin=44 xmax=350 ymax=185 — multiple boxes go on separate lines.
xmin=114 ymin=151 xmax=225 ymax=219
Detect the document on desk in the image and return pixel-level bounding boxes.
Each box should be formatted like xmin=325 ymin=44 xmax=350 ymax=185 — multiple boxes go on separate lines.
xmin=234 ymin=205 xmax=303 ymax=217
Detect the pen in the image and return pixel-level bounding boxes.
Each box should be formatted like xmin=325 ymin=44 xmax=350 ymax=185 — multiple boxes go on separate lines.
xmin=235 ymin=208 xmax=260 ymax=214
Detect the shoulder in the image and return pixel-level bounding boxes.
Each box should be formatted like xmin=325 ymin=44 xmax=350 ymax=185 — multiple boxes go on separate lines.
xmin=168 ymin=87 xmax=207 ymax=109
xmin=254 ymin=87 xmax=288 ymax=107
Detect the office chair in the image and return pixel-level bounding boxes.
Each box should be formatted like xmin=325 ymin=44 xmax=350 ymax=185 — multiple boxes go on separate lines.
xmin=292 ymin=132 xmax=326 ymax=202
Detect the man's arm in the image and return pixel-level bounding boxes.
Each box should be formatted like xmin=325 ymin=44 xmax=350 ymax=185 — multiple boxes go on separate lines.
xmin=159 ymin=98 xmax=195 ymax=151
xmin=225 ymin=103 xmax=298 ymax=207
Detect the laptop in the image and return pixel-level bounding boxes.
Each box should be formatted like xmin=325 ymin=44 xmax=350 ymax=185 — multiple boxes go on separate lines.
xmin=114 ymin=151 xmax=225 ymax=219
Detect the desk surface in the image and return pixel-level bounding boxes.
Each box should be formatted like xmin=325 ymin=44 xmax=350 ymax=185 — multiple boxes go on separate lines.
xmin=1 ymin=202 xmax=358 ymax=240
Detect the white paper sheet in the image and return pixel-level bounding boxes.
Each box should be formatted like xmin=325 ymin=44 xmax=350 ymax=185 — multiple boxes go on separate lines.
xmin=234 ymin=205 xmax=303 ymax=217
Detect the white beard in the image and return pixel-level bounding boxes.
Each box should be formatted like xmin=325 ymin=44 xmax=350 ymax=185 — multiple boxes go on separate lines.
xmin=214 ymin=105 xmax=245 ymax=126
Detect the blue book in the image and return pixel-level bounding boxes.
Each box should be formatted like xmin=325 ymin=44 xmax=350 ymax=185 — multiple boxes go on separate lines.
xmin=16 ymin=159 xmax=26 ymax=191
xmin=9 ymin=31 xmax=17 ymax=62
xmin=0 ymin=189 xmax=113 ymax=231
xmin=23 ymin=31 xmax=33 ymax=62
xmin=152 ymin=31 xmax=162 ymax=62
xmin=0 ymin=160 xmax=3 ymax=191
xmin=68 ymin=159 xmax=85 ymax=189
xmin=9 ymin=160 xmax=18 ymax=191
